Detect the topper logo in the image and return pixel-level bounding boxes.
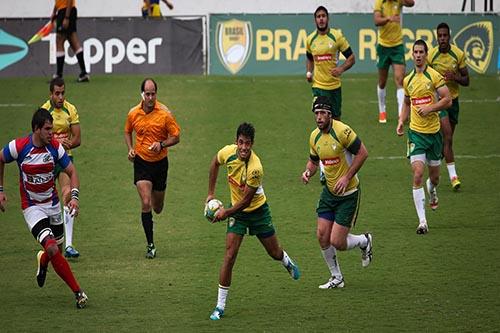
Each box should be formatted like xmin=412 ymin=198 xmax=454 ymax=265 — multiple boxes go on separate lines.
xmin=0 ymin=29 xmax=28 ymax=71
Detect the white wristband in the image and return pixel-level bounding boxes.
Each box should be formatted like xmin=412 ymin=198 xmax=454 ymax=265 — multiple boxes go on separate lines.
xmin=306 ymin=71 xmax=312 ymax=79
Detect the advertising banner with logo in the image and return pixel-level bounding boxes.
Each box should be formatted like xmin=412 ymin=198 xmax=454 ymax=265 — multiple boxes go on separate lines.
xmin=210 ymin=14 xmax=498 ymax=75
xmin=0 ymin=17 xmax=203 ymax=77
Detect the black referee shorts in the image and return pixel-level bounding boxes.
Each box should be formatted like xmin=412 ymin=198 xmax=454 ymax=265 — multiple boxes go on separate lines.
xmin=133 ymin=155 xmax=169 ymax=192
xmin=56 ymin=7 xmax=77 ymax=35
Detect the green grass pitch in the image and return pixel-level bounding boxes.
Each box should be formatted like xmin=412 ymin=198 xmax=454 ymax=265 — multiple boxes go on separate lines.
xmin=0 ymin=74 xmax=499 ymax=331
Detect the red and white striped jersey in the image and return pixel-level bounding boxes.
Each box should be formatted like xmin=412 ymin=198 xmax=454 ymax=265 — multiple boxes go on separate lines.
xmin=2 ymin=135 xmax=71 ymax=209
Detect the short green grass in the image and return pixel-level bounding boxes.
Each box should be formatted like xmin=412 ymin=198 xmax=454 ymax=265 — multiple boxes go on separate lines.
xmin=0 ymin=74 xmax=499 ymax=332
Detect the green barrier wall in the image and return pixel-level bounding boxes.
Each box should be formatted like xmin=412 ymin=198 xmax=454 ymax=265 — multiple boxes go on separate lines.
xmin=210 ymin=13 xmax=498 ymax=75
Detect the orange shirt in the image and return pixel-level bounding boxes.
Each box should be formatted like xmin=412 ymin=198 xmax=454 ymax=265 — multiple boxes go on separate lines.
xmin=55 ymin=0 xmax=75 ymax=10
xmin=124 ymin=101 xmax=180 ymax=162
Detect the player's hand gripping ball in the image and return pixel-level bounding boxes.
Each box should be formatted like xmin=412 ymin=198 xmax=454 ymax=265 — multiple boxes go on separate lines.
xmin=204 ymin=199 xmax=224 ymax=223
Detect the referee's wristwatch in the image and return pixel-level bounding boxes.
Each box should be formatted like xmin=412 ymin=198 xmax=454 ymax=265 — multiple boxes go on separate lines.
xmin=160 ymin=141 xmax=167 ymax=149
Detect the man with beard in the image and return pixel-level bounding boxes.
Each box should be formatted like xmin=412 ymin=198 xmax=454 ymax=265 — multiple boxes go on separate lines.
xmin=428 ymin=22 xmax=470 ymax=191
xmin=397 ymin=40 xmax=451 ymax=234
xmin=301 ymin=96 xmax=372 ymax=290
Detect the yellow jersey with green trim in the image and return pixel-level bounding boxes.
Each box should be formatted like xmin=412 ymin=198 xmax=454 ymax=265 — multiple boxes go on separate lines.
xmin=428 ymin=44 xmax=466 ymax=99
xmin=403 ymin=66 xmax=446 ymax=134
xmin=41 ymin=99 xmax=80 ymax=156
xmin=374 ymin=0 xmax=403 ymax=47
xmin=309 ymin=120 xmax=359 ymax=194
xmin=306 ymin=28 xmax=351 ymax=90
xmin=217 ymin=144 xmax=266 ymax=213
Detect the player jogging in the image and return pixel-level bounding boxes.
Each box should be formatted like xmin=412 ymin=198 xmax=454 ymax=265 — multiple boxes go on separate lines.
xmin=374 ymin=0 xmax=415 ymax=123
xmin=302 ymin=96 xmax=372 ymax=289
xmin=0 ymin=108 xmax=88 ymax=308
xmin=397 ymin=39 xmax=452 ymax=234
xmin=428 ymin=22 xmax=470 ymax=190
xmin=41 ymin=77 xmax=82 ymax=258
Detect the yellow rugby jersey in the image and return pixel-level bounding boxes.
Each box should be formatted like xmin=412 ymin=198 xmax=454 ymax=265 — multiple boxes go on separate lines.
xmin=403 ymin=66 xmax=446 ymax=134
xmin=374 ymin=0 xmax=403 ymax=47
xmin=428 ymin=44 xmax=466 ymax=99
xmin=41 ymin=99 xmax=80 ymax=156
xmin=306 ymin=28 xmax=351 ymax=90
xmin=217 ymin=144 xmax=266 ymax=213
xmin=309 ymin=121 xmax=360 ymax=194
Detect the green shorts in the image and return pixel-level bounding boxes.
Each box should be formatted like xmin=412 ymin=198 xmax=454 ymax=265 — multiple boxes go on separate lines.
xmin=227 ymin=202 xmax=276 ymax=237
xmin=312 ymin=87 xmax=342 ymax=119
xmin=316 ymin=187 xmax=360 ymax=228
xmin=439 ymin=98 xmax=460 ymax=125
xmin=54 ymin=156 xmax=73 ymax=178
xmin=376 ymin=44 xmax=405 ymax=69
xmin=407 ymin=129 xmax=443 ymax=162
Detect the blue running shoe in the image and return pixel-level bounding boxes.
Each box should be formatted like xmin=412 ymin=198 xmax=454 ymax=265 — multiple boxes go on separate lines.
xmin=285 ymin=258 xmax=301 ymax=280
xmin=210 ymin=307 xmax=224 ymax=320
xmin=65 ymin=246 xmax=80 ymax=258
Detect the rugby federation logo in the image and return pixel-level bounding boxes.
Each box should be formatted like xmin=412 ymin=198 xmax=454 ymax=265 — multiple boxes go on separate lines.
xmin=453 ymin=21 xmax=494 ymax=74
xmin=215 ymin=19 xmax=252 ymax=75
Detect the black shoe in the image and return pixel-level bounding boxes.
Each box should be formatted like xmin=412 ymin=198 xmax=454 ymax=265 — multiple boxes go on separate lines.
xmin=36 ymin=251 xmax=48 ymax=288
xmin=77 ymin=73 xmax=90 ymax=83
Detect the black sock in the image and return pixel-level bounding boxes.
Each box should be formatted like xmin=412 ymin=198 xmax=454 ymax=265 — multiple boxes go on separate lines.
xmin=56 ymin=55 xmax=65 ymax=77
xmin=141 ymin=212 xmax=154 ymax=245
xmin=75 ymin=51 xmax=86 ymax=76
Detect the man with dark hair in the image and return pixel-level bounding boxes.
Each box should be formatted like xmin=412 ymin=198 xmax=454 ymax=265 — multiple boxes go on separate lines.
xmin=374 ymin=0 xmax=415 ymax=123
xmin=306 ymin=5 xmax=356 ymax=185
xmin=51 ymin=0 xmax=89 ymax=82
xmin=397 ymin=40 xmax=452 ymax=234
xmin=306 ymin=6 xmax=355 ymax=121
xmin=124 ymin=78 xmax=180 ymax=258
xmin=0 ymin=108 xmax=88 ymax=308
xmin=428 ymin=22 xmax=470 ymax=190
xmin=302 ymin=96 xmax=372 ymax=289
xmin=206 ymin=122 xmax=300 ymax=320
xmin=41 ymin=77 xmax=82 ymax=258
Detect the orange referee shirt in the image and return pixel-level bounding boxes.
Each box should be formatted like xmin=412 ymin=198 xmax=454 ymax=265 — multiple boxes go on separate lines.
xmin=125 ymin=101 xmax=181 ymax=162
xmin=55 ymin=0 xmax=75 ymax=10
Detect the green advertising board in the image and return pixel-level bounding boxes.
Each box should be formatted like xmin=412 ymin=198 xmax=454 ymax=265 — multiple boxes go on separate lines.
xmin=210 ymin=13 xmax=498 ymax=75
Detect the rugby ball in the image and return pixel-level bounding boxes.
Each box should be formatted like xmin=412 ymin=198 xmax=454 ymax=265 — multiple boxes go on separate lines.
xmin=204 ymin=199 xmax=224 ymax=222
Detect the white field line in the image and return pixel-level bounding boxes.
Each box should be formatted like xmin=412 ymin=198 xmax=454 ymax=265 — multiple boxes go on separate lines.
xmin=371 ymin=154 xmax=500 ymax=160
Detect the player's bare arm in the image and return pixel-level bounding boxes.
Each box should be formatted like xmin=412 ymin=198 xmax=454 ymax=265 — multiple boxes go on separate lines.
xmin=331 ymin=49 xmax=355 ymax=77
xmin=446 ymin=67 xmax=469 ymax=87
xmin=68 ymin=123 xmax=81 ymax=150
xmin=302 ymin=159 xmax=319 ymax=184
xmin=214 ymin=185 xmax=257 ymax=222
xmin=374 ymin=11 xmax=391 ymax=26
xmin=63 ymin=162 xmax=80 ymax=216
xmin=306 ymin=53 xmax=314 ymax=82
xmin=416 ymin=85 xmax=451 ymax=116
xmin=333 ymin=142 xmax=368 ymax=195
xmin=207 ymin=155 xmax=220 ymax=203
xmin=397 ymin=96 xmax=411 ymax=136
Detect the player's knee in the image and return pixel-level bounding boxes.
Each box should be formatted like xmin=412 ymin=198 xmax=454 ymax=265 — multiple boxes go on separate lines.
xmin=330 ymin=237 xmax=346 ymax=251
xmin=153 ymin=203 xmax=163 ymax=214
xmin=43 ymin=238 xmax=59 ymax=258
